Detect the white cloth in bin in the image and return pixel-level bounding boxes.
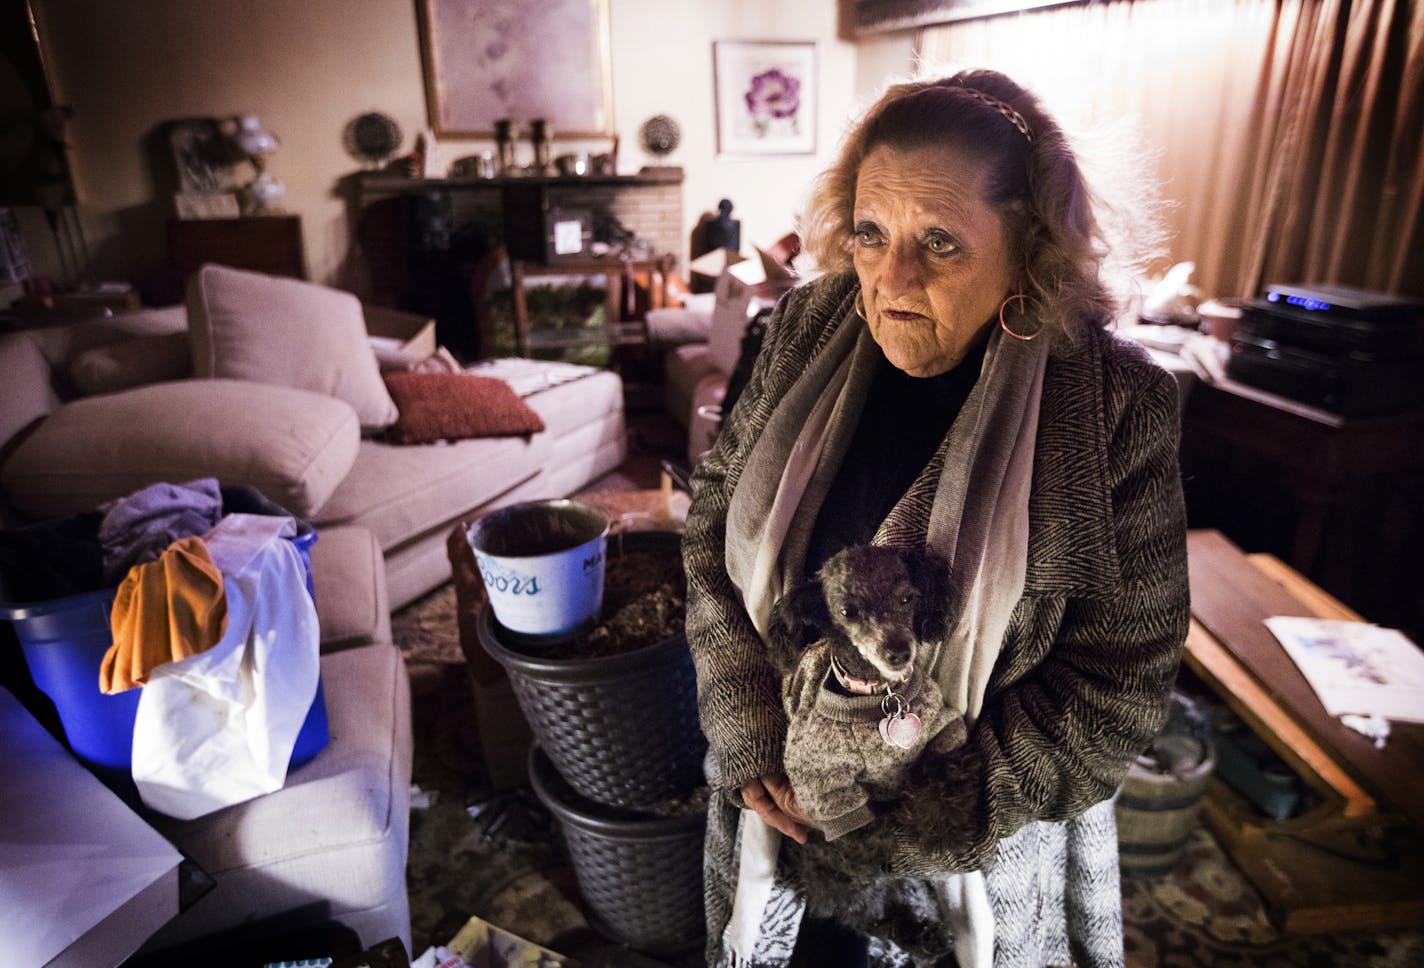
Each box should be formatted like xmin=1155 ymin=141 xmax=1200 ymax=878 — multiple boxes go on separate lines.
xmin=131 ymin=513 xmax=319 ymax=819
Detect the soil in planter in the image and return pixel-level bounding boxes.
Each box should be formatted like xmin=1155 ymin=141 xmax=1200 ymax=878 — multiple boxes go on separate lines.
xmin=540 ymin=547 xmax=686 ymax=661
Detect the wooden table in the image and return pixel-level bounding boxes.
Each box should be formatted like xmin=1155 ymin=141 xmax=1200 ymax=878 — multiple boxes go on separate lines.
xmin=1185 ymin=529 xmax=1424 ymax=932
xmin=168 ymin=215 xmax=307 ymax=280
xmin=509 ymin=256 xmax=672 ymax=357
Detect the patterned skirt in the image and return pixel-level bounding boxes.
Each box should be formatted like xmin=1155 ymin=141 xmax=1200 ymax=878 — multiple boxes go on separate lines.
xmin=703 ymin=789 xmax=1125 ymax=968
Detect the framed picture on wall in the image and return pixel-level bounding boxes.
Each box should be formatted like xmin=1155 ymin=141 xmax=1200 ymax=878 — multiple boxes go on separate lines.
xmin=713 ymin=40 xmax=817 ymax=157
xmin=416 ymin=0 xmax=615 ymax=138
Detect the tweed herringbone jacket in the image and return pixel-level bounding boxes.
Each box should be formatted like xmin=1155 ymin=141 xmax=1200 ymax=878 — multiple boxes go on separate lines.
xmin=684 ymin=272 xmax=1190 ymax=962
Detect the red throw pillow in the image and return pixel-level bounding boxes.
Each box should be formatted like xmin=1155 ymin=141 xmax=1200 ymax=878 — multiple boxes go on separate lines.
xmin=382 ymin=372 xmax=546 ymax=444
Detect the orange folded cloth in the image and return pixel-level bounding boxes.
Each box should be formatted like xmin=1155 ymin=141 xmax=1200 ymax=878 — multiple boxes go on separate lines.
xmin=101 ymin=535 xmax=228 ymax=694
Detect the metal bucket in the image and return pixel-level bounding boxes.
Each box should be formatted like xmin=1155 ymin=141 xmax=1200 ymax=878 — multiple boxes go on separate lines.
xmin=467 ymin=499 xmax=608 ymax=643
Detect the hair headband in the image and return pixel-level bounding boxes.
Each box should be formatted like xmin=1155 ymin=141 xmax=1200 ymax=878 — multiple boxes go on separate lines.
xmin=954 ymin=86 xmax=1034 ymax=143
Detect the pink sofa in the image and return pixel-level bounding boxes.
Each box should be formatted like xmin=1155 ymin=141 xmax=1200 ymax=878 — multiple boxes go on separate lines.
xmin=0 ymin=266 xmax=628 ymax=957
xmin=648 ymin=254 xmax=806 ymax=463
xmin=0 ymin=267 xmax=628 ymax=609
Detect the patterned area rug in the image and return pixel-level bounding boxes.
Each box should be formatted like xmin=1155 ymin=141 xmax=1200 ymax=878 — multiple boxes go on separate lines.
xmin=393 ymin=492 xmax=1423 ymax=968
xmin=1119 ymin=829 xmax=1423 ymax=967
xmin=393 ymin=584 xmax=1424 ymax=967
xmin=394 ymin=595 xmax=600 ymax=960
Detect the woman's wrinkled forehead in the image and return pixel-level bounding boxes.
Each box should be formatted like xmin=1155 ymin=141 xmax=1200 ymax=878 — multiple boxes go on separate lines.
xmin=853 ymin=143 xmax=998 ymax=224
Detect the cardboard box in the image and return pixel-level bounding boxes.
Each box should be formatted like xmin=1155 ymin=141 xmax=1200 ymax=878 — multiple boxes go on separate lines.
xmin=445 ymin=915 xmax=578 ymax=968
xmin=363 ymin=303 xmax=438 ymax=369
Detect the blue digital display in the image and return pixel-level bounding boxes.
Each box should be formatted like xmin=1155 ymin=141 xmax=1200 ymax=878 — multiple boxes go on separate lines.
xmin=1267 ymin=291 xmax=1333 ymax=312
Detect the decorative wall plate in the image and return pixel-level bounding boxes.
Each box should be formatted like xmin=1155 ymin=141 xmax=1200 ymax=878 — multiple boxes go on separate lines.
xmin=638 ymin=115 xmax=681 ymax=159
xmin=344 ymin=112 xmax=403 ymax=167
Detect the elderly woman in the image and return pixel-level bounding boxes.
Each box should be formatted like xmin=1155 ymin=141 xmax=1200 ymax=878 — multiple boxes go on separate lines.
xmin=683 ymin=69 xmax=1190 ymax=968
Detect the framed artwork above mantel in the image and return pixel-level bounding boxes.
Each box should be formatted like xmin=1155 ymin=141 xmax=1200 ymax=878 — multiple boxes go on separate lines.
xmin=416 ymin=0 xmax=615 ymax=139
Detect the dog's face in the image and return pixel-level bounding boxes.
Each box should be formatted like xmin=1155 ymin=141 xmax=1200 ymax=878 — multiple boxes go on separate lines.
xmin=819 ymin=545 xmax=940 ymax=684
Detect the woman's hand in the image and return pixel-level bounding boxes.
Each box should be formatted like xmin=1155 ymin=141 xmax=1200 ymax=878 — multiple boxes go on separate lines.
xmin=742 ymin=773 xmax=815 ymax=843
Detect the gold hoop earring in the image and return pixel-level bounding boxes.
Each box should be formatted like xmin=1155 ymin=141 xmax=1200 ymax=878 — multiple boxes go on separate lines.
xmin=999 ymin=292 xmax=1043 ymax=341
xmin=854 ymin=290 xmax=868 ymax=321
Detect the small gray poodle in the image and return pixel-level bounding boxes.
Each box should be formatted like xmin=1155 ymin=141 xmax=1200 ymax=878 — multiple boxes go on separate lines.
xmin=768 ymin=544 xmax=962 ymax=837
xmin=768 ymin=544 xmax=994 ymax=968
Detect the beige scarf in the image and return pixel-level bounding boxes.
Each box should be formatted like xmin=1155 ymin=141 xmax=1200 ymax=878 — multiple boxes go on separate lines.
xmin=725 ymin=305 xmax=1048 ymax=718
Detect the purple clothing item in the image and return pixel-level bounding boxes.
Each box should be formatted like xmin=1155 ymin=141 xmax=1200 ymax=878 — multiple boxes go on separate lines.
xmin=99 ymin=478 xmax=224 ymax=585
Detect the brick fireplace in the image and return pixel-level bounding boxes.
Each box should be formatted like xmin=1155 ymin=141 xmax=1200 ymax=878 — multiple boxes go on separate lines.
xmin=354 ymin=169 xmax=684 ymax=358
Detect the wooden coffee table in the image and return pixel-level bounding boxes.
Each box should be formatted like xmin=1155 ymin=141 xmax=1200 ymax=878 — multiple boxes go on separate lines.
xmin=1185 ymin=529 xmax=1424 ymax=932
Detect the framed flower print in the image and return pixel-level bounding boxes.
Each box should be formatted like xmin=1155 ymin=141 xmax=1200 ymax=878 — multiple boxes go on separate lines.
xmin=713 ymin=41 xmax=817 ymax=157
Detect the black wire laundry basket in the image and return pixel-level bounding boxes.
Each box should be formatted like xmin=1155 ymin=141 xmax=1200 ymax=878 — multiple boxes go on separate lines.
xmin=475 ymin=530 xmax=707 ymax=809
xmin=528 ymin=744 xmax=706 ymax=955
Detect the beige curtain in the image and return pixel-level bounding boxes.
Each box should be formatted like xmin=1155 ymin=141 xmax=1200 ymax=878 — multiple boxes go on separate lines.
xmin=918 ymin=0 xmax=1423 ymax=300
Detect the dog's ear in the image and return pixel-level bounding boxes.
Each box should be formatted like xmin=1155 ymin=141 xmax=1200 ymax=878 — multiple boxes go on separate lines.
xmin=906 ymin=548 xmax=953 ymax=643
xmin=767 ymin=578 xmax=830 ymax=675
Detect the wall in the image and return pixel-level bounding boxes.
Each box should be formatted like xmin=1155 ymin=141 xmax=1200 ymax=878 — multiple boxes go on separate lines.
xmin=28 ymin=0 xmax=429 ymax=290
xmin=610 ymin=0 xmax=858 ymax=264
xmin=26 ymin=0 xmax=878 ymax=295
xmin=852 ymin=30 xmax=917 ymax=107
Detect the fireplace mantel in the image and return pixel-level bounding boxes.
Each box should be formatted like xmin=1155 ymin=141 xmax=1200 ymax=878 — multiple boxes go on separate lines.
xmin=352 ymin=167 xmax=685 ymax=359
xmin=356 ymin=167 xmax=684 ymax=195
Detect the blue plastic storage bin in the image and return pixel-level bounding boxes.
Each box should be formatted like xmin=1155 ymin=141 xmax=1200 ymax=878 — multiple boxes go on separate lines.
xmin=0 ymin=528 xmax=328 ymax=786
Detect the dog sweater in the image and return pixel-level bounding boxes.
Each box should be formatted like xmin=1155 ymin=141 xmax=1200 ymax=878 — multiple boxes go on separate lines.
xmin=783 ymin=641 xmax=967 ymax=840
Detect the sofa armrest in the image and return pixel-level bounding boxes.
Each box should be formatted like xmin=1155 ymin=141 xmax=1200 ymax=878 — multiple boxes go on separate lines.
xmin=1 ymin=379 xmax=359 ymax=519
xmin=0 ymin=333 xmax=62 ymax=460
xmin=310 ymin=524 xmax=391 ymax=652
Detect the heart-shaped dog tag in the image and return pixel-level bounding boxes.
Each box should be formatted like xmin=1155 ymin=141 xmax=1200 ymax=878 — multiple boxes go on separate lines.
xmin=879 ymin=712 xmax=923 ymax=749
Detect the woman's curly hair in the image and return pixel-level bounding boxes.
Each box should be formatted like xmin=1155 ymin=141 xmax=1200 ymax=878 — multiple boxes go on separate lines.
xmin=801 ymin=69 xmax=1128 ymax=340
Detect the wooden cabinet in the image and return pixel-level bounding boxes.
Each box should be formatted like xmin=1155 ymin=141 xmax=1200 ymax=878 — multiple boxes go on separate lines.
xmin=1180 ymin=377 xmax=1424 ymax=634
xmin=352 ymin=171 xmax=683 ymax=360
xmin=167 ymin=215 xmax=307 ymax=280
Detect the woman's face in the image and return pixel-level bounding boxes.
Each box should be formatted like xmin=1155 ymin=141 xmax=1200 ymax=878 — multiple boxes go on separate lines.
xmin=852 ymin=142 xmax=1017 ymax=377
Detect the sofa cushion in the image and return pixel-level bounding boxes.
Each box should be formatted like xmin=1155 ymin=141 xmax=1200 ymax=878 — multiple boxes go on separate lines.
xmin=1 ymin=379 xmax=359 ymax=519
xmin=315 ymin=434 xmax=548 ymax=551
xmin=664 ymin=342 xmax=719 ymax=429
xmin=145 ymin=642 xmax=412 ymax=952
xmin=24 ymin=306 xmax=189 ymax=375
xmin=522 ymin=368 xmax=623 ymax=440
xmin=67 ymin=331 xmax=193 ymax=397
xmin=310 ymin=524 xmax=391 ymax=652
xmin=644 ymin=292 xmax=716 ymax=347
xmin=382 ymin=372 xmax=545 ymax=444
xmin=187 ymin=265 xmax=398 ymax=430
xmin=0 ymin=332 xmax=61 ymax=458
xmin=314 ymin=369 xmax=623 ymax=551
xmin=706 ymin=268 xmax=759 ymax=375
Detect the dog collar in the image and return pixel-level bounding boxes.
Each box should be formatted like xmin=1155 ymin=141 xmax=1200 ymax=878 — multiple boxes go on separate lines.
xmin=829 ymin=653 xmax=883 ymax=696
